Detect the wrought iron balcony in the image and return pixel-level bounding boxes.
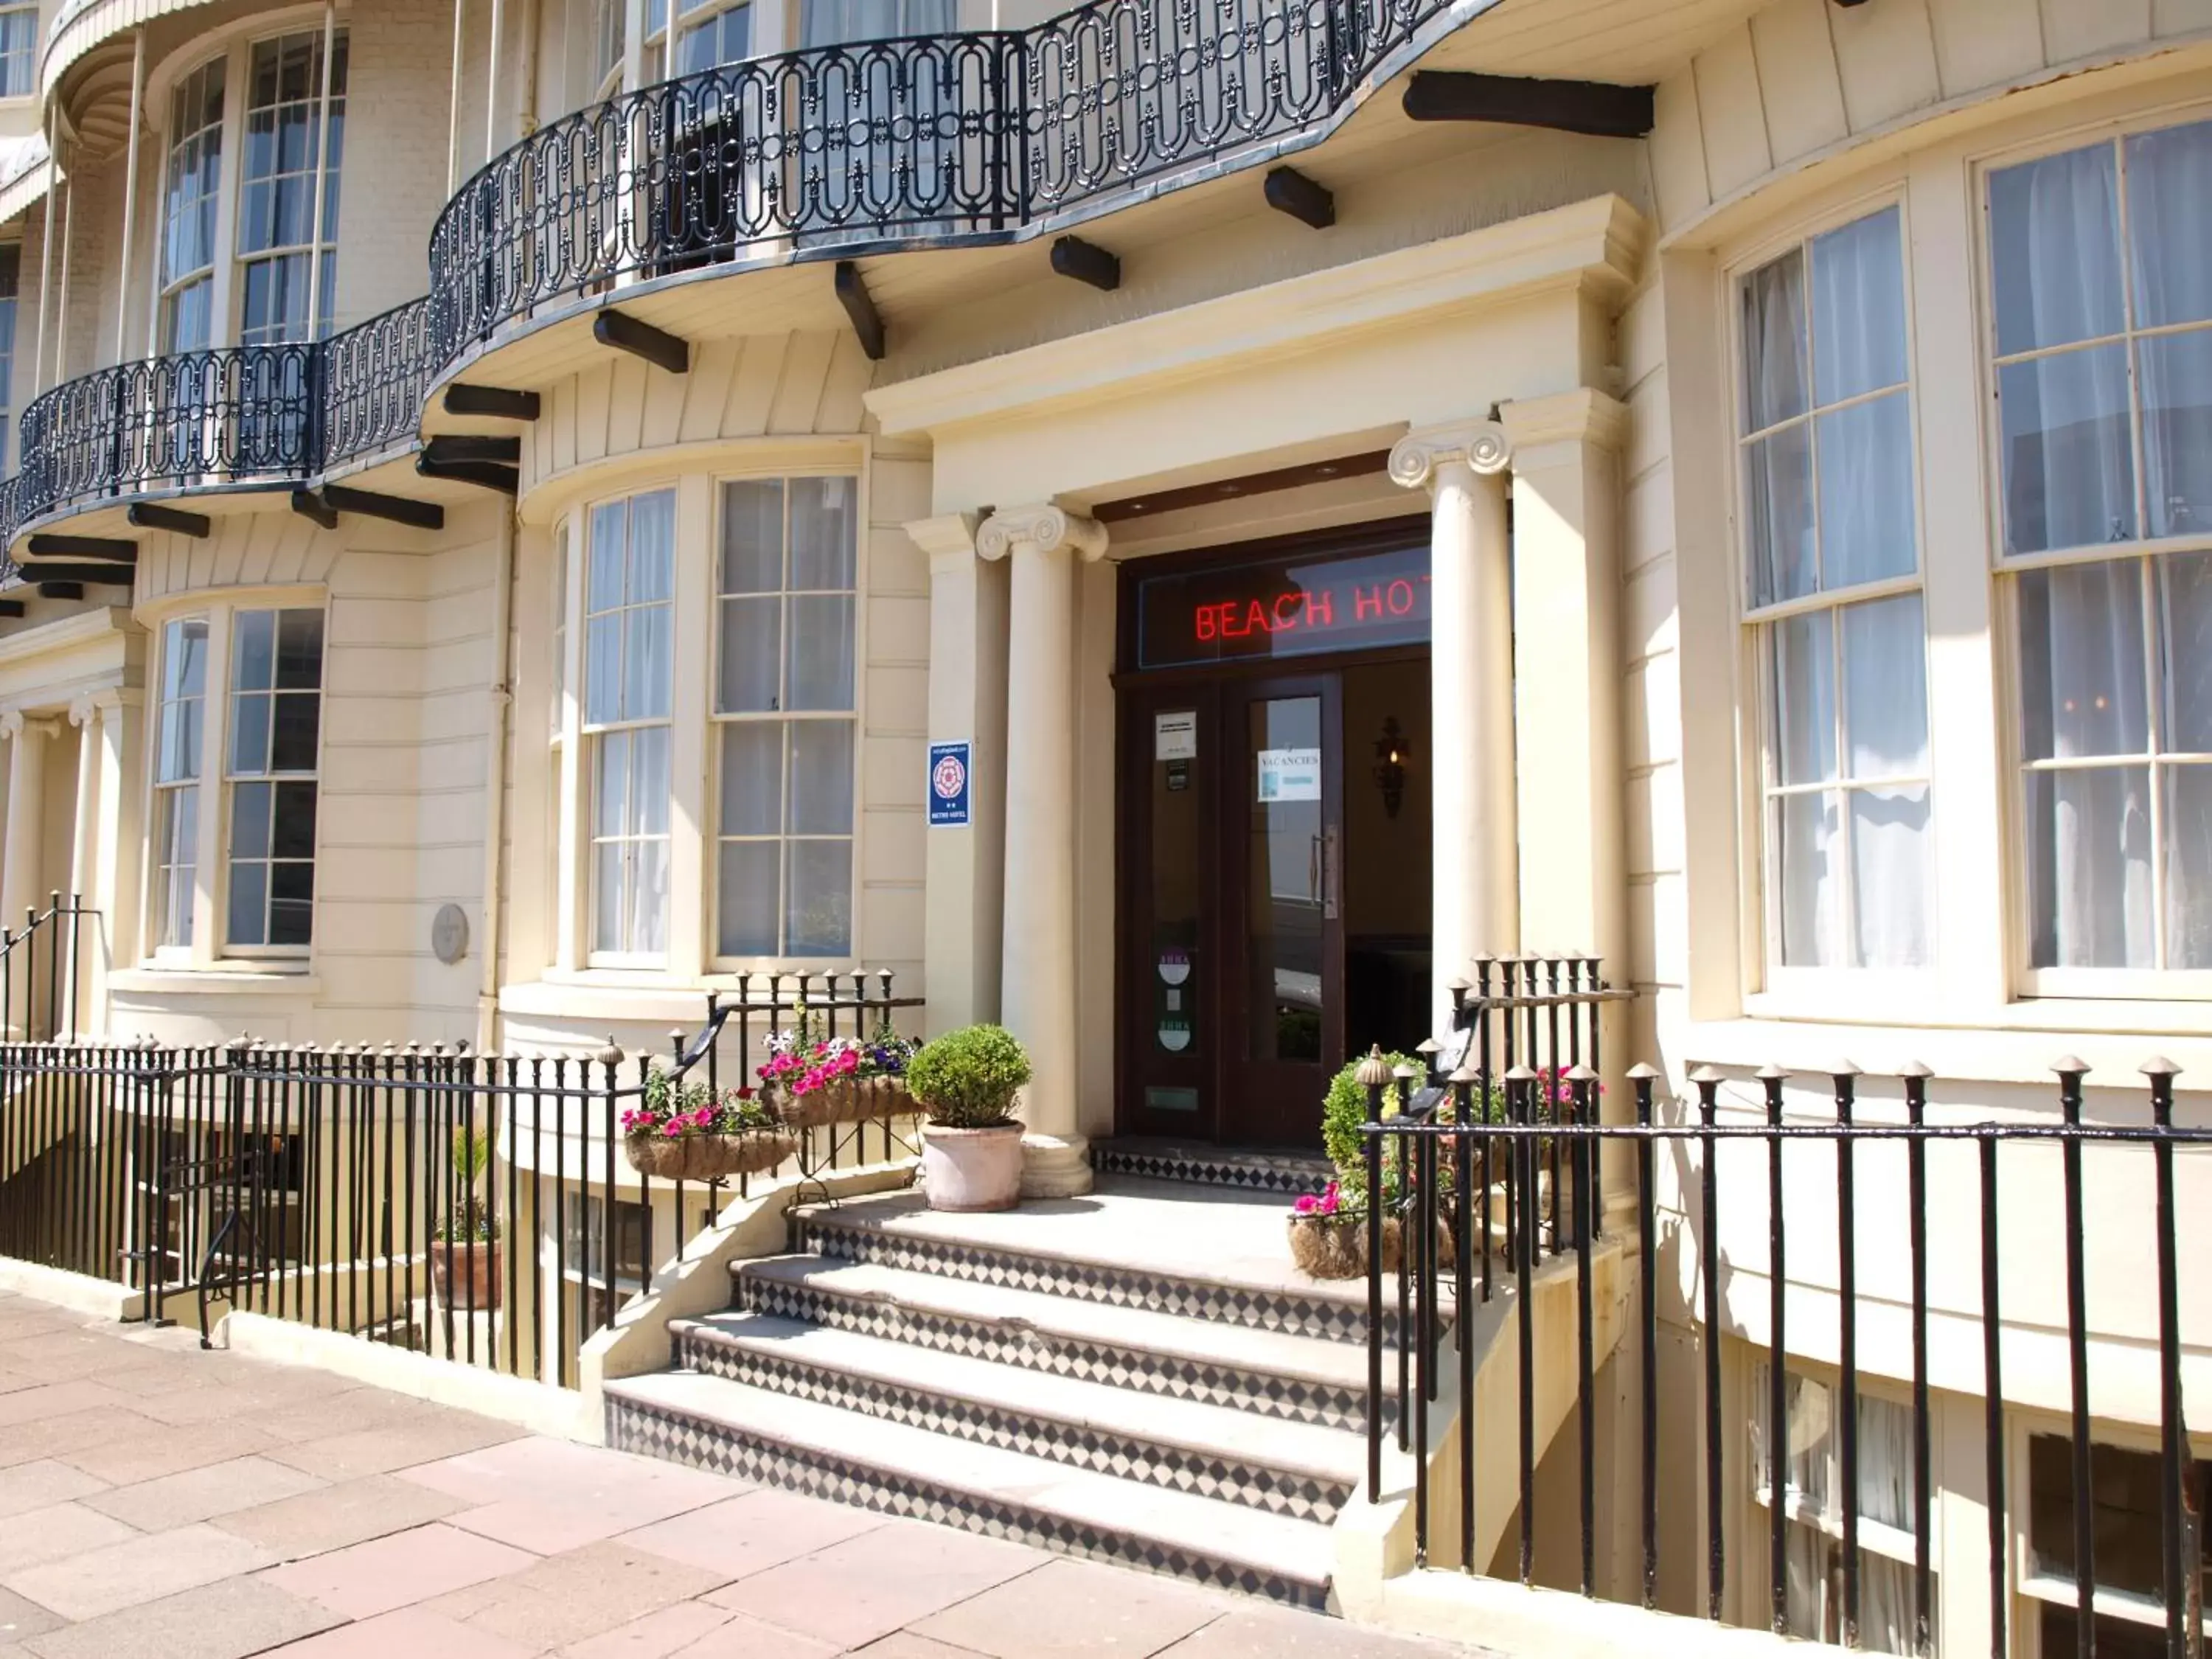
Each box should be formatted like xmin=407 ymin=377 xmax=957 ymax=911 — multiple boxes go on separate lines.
xmin=1 ymin=0 xmax=1478 ymax=557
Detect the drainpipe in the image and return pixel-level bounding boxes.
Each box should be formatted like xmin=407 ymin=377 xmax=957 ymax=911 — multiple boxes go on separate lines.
xmin=518 ymin=0 xmax=539 ymax=134
xmin=448 ymin=0 xmax=467 ymax=195
xmin=114 ymin=30 xmax=145 ymax=366
xmin=486 ymin=0 xmax=504 ymax=159
xmin=475 ymin=506 xmax=518 ymax=1056
xmin=304 ymin=2 xmax=337 ymax=344
xmin=50 ymin=163 xmax=73 ymax=386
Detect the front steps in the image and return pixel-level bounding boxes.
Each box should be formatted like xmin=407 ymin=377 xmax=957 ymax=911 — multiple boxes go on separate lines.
xmin=605 ymin=1178 xmax=1390 ymax=1609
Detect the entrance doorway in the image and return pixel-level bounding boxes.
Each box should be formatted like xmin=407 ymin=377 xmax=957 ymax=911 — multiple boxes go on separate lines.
xmin=1115 ymin=524 xmax=1434 ymax=1151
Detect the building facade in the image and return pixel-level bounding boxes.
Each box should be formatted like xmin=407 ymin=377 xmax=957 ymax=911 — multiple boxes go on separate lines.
xmin=0 ymin=0 xmax=2204 ymax=1650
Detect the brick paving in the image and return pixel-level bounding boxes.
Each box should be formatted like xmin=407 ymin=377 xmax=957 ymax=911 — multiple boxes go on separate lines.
xmin=0 ymin=1290 xmax=1467 ymax=1659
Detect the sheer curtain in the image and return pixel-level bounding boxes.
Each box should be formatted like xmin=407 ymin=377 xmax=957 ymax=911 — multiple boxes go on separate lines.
xmin=2161 ymin=553 xmax=2212 ymax=967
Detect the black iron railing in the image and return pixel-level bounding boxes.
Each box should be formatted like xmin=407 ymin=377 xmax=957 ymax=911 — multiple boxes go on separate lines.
xmin=0 ymin=891 xmax=93 ymax=1043
xmin=0 ymin=973 xmax=922 ymax=1388
xmin=1368 ymin=1048 xmax=2211 ymax=1658
xmin=0 ymin=0 xmax=1498 ymax=553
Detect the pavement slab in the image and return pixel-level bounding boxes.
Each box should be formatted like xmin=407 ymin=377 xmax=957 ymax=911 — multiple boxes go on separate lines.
xmin=0 ymin=1463 xmax=108 ymax=1523
xmin=425 ymin=1541 xmax=729 ymax=1652
xmin=1155 ymin=1607 xmax=1479 ymax=1657
xmin=2 ymin=1522 xmax=276 ymax=1622
xmin=552 ymin=1598 xmax=736 ymax=1659
xmin=58 ymin=1419 xmax=282 ymax=1488
xmin=907 ymin=1557 xmax=1234 ymax=1659
xmin=19 ymin=1576 xmax=341 ymax=1659
xmin=414 ymin=1435 xmax=745 ymax=1554
xmin=265 ymin=1410 xmax=526 ymax=1481
xmin=214 ymin=1471 xmax=474 ymax=1559
xmin=617 ymin=1489 xmax=887 ymax=1582
xmin=0 ymin=1502 xmax=142 ymax=1576
xmin=260 ymin=1604 xmax=541 ymax=1658
xmin=83 ymin=1455 xmax=328 ymax=1531
xmin=257 ymin=1521 xmax=539 ymax=1621
xmin=0 ymin=1587 xmax=64 ymax=1645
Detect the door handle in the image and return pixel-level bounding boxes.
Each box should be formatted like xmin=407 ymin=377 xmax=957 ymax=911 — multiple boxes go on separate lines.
xmin=1323 ymin=825 xmax=1340 ymax=921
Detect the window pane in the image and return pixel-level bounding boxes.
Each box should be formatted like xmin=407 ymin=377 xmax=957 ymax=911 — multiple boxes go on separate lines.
xmin=2124 ymin=119 xmax=2212 ymax=330
xmin=271 ymin=782 xmax=318 ymax=860
xmin=233 ymin=611 xmax=277 ymax=691
xmin=276 ymin=611 xmax=324 ymax=689
xmin=719 ymin=722 xmax=782 ymax=837
xmin=1776 ymin=790 xmax=1840 ymax=967
xmin=1745 ymin=424 xmax=1816 ymax=608
xmin=720 ymin=480 xmax=783 ymax=594
xmin=2161 ymin=550 xmax=2212 ymax=754
xmin=1856 ymin=1394 xmax=1916 ymax=1531
xmin=1999 ymin=344 xmax=2137 ymax=554
xmin=1842 ymin=593 xmax=1928 ymax=779
xmin=786 ymin=838 xmax=852 ymax=956
xmin=584 ymin=615 xmax=622 ymax=725
xmin=1989 ymin=142 xmax=2124 ymax=356
xmin=786 ymin=596 xmax=855 ymax=711
xmin=268 ymin=860 xmax=314 ymax=946
xmin=622 ymin=603 xmax=671 ymax=722
xmin=227 ymin=861 xmax=268 ymax=947
xmin=588 ymin=501 xmax=627 ymax=611
xmin=1810 ymin=207 xmax=1908 ymax=405
xmin=271 ymin=692 xmax=320 ymax=772
xmin=1851 ymin=786 xmax=1932 ymax=968
xmin=594 ymin=732 xmax=630 ymax=838
xmin=230 ymin=693 xmax=271 ymax=775
xmin=594 ymin=841 xmax=625 ymax=952
xmin=1740 ymin=248 xmax=1808 ymax=434
xmin=787 ymin=720 xmax=855 ymax=835
xmin=1815 ymin=391 xmax=1916 ymax=589
xmin=2017 ymin=560 xmax=2149 ymax=761
xmin=789 ymin=476 xmax=857 ymax=591
xmin=717 ymin=838 xmax=779 ymax=956
xmin=2166 ymin=762 xmax=2212 ymax=969
xmin=630 ymin=840 xmax=669 ymax=956
xmin=2138 ymin=330 xmax=2212 ymax=540
xmin=230 ymin=781 xmax=273 ymax=859
xmin=2025 ymin=766 xmax=2155 ymax=968
xmin=628 ymin=491 xmax=675 ymax=602
xmin=629 ymin=726 xmax=670 ymax=837
xmin=717 ymin=596 xmax=780 ymax=712
xmin=166 ymin=619 xmax=209 ymax=700
xmin=1773 ymin=611 xmax=1837 ymax=787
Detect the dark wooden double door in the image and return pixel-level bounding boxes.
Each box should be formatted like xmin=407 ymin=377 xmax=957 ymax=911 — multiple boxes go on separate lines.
xmin=1118 ymin=673 xmax=1349 ymax=1150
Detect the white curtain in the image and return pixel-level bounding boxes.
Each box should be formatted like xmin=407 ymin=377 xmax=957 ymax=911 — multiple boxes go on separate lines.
xmin=1989 ymin=144 xmax=2135 ymax=553
xmin=2162 ymin=553 xmax=2212 ymax=966
xmin=1810 ymin=206 xmax=1907 ymax=406
xmin=801 ymin=0 xmax=953 ymax=43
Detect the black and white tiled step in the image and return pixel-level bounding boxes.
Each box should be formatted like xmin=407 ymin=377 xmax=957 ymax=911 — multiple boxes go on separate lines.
xmin=732 ymin=1253 xmax=1370 ymax=1431
xmin=796 ymin=1203 xmax=1382 ymax=1344
xmin=605 ymin=1369 xmax=1336 ymax=1609
xmin=667 ymin=1310 xmax=1361 ymax=1523
xmin=1093 ymin=1138 xmax=1335 ymax=1196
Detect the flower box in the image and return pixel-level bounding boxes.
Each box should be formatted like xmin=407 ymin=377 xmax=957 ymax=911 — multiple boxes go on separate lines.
xmin=623 ymin=1127 xmax=796 ymax=1182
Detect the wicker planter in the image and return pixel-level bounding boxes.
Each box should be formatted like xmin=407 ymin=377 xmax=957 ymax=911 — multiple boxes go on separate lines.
xmin=1286 ymin=1214 xmax=1365 ymax=1280
xmin=623 ymin=1128 xmax=797 ymax=1182
xmin=772 ymin=1077 xmax=917 ymax=1130
xmin=431 ymin=1239 xmax=502 ymax=1311
xmin=1375 ymin=1212 xmax=1458 ymax=1275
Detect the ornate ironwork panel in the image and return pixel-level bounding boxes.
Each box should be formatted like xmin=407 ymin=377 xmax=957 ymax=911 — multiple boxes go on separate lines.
xmin=323 ymin=299 xmax=434 ymax=468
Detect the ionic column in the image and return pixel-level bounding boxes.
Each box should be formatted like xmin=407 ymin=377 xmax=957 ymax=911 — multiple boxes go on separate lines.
xmin=976 ymin=503 xmax=1107 ymax=1199
xmin=1390 ymin=420 xmax=1519 ymax=1033
xmin=0 ymin=711 xmax=56 ymax=936
xmin=67 ymin=695 xmax=100 ymax=914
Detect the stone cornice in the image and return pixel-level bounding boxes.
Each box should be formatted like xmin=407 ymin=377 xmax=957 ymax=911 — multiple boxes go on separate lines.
xmin=866 ymin=195 xmax=1648 ymax=439
xmin=976 ymin=504 xmax=1109 ymax=563
xmin=905 ymin=511 xmax=984 ymax=575
xmin=1388 ymin=420 xmax=1512 ymax=491
xmin=1499 ymin=388 xmax=1630 ymax=454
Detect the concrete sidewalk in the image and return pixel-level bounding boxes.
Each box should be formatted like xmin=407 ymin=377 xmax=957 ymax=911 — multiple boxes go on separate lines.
xmin=0 ymin=1289 xmax=1471 ymax=1659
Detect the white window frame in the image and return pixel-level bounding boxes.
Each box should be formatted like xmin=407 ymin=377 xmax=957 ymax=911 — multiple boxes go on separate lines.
xmin=545 ymin=453 xmax=869 ymax=984
xmin=1728 ymin=191 xmax=1938 ymax=1006
xmin=147 ymin=12 xmax=349 ymax=358
xmin=1976 ymin=111 xmax=2212 ymax=1002
xmin=234 ymin=28 xmax=347 ymax=347
xmin=149 ymin=616 xmax=212 ymax=964
xmin=139 ymin=593 xmax=327 ymax=971
xmin=220 ymin=608 xmax=325 ymax=958
xmin=0 ymin=5 xmax=34 ymax=100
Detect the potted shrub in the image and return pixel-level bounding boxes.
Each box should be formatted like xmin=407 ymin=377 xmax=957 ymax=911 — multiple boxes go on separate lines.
xmin=622 ymin=1066 xmax=796 ymax=1181
xmin=758 ymin=1006 xmax=920 ymax=1130
xmin=905 ymin=1024 xmax=1030 ymax=1212
xmin=431 ymin=1128 xmax=502 ymax=1311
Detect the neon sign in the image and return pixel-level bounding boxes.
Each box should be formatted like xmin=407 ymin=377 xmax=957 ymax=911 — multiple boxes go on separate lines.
xmin=1135 ymin=542 xmax=1430 ymax=669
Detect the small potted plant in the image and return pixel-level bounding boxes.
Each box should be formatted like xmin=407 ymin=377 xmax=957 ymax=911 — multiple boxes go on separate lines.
xmin=1314 ymin=1046 xmax=1464 ymax=1274
xmin=759 ymin=1006 xmax=920 ymax=1130
xmin=1286 ymin=1180 xmax=1364 ymax=1279
xmin=432 ymin=1128 xmax=502 ymax=1311
xmin=904 ymin=1024 xmax=1030 ymax=1212
xmin=622 ymin=1065 xmax=796 ymax=1182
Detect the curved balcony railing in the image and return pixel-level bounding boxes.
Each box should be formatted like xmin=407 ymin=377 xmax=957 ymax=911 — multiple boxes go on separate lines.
xmin=2 ymin=0 xmax=1484 ymax=556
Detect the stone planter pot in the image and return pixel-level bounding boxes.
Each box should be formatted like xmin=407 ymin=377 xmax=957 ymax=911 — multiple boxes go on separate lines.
xmin=1286 ymin=1214 xmax=1364 ymax=1280
xmin=624 ymin=1128 xmax=797 ymax=1182
xmin=431 ymin=1239 xmax=501 ymax=1311
xmin=773 ymin=1078 xmax=917 ymax=1130
xmin=919 ymin=1121 xmax=1024 ymax=1212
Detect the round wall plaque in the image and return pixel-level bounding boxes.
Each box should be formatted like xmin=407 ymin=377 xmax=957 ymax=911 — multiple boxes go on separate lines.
xmin=432 ymin=903 xmax=470 ymax=965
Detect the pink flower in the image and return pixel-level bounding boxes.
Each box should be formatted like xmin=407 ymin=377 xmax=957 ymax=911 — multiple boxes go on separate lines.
xmin=661 ymin=1121 xmax=683 ymax=1138
xmin=1295 ymin=1180 xmax=1341 ymax=1217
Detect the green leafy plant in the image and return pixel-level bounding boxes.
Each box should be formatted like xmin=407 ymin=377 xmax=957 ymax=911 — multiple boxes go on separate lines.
xmin=904 ymin=1025 xmax=1032 ymax=1130
xmin=437 ymin=1127 xmax=500 ymax=1243
xmin=1319 ymin=1050 xmax=1422 ymax=1210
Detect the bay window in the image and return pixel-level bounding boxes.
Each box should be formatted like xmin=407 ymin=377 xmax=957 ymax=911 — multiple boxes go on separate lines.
xmin=1738 ymin=205 xmax=1933 ymax=976
xmin=156 ymin=29 xmax=348 ymax=356
xmin=584 ymin=490 xmax=676 ymax=963
xmin=1988 ymin=119 xmax=2212 ymax=981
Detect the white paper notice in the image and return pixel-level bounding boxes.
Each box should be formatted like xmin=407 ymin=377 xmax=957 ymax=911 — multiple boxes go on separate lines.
xmin=1155 ymin=710 xmax=1198 ymax=762
xmin=1256 ymin=747 xmax=1321 ymax=802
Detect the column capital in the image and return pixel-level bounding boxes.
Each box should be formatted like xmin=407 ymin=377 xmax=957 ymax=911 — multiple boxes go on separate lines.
xmin=1388 ymin=420 xmax=1512 ymax=491
xmin=976 ymin=503 xmax=1108 ymax=564
xmin=1498 ymin=389 xmax=1630 ymax=455
xmin=66 ymin=689 xmax=124 ymax=727
xmin=0 ymin=710 xmax=58 ymax=741
xmin=905 ymin=511 xmax=984 ymax=576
